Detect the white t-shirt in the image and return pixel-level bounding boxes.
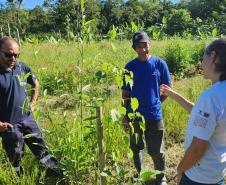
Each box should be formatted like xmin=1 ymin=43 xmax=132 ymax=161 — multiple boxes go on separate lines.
xmin=184 ymin=81 xmax=226 ymax=183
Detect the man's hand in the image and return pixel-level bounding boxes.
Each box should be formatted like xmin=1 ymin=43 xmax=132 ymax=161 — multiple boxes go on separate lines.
xmin=122 ymin=116 xmax=130 ymax=132
xmin=0 ymin=122 xmax=13 ymax=132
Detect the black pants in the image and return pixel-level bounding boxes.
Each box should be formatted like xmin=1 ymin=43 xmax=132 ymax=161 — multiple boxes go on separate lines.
xmin=179 ymin=173 xmax=224 ymax=185
xmin=130 ymin=120 xmax=165 ymax=184
xmin=0 ymin=114 xmax=49 ymax=168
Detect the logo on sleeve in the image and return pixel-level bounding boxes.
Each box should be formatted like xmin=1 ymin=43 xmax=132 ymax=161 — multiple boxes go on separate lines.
xmin=193 ymin=110 xmax=210 ymax=128
xmin=198 ymin=110 xmax=210 ymax=118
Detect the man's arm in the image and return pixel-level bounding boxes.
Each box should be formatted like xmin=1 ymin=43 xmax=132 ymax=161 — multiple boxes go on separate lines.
xmin=122 ymin=89 xmax=131 ymax=131
xmin=177 ymin=137 xmax=209 ymax=182
xmin=30 ymin=79 xmax=39 ymax=112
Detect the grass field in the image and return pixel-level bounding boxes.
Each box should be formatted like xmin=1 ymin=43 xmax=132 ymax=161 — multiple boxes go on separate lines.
xmin=0 ymin=39 xmax=211 ymax=184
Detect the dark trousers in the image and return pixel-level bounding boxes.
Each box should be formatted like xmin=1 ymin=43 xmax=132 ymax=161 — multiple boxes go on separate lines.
xmin=130 ymin=120 xmax=165 ymax=184
xmin=0 ymin=114 xmax=49 ymax=167
xmin=179 ymin=173 xmax=224 ymax=185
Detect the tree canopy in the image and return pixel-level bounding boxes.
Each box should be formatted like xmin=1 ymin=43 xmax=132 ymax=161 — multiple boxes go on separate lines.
xmin=0 ymin=0 xmax=225 ymax=39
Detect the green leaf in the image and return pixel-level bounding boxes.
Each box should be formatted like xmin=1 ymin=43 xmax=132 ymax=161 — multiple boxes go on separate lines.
xmin=23 ymin=133 xmax=38 ymax=139
xmin=108 ymin=25 xmax=117 ymax=40
xmin=84 ymin=19 xmax=96 ymax=26
xmin=22 ymin=98 xmax=29 ymax=114
xmin=81 ymin=0 xmax=85 ymax=13
xmin=128 ymin=149 xmax=134 ymax=159
xmin=125 ymin=75 xmax=131 ymax=86
xmin=131 ymin=98 xmax=139 ymax=111
xmin=162 ymin=16 xmax=167 ymax=24
xmin=140 ymin=169 xmax=161 ymax=182
xmin=131 ymin=22 xmax=138 ymax=32
xmin=83 ymin=116 xmax=98 ymax=121
xmin=127 ymin=113 xmax=133 ymax=120
xmin=123 ymin=135 xmax=129 ymax=145
xmin=212 ymin=28 xmax=217 ymax=38
xmin=129 ymin=121 xmax=134 ymax=134
xmin=119 ymin=107 xmax=127 ymax=116
xmin=23 ymin=72 xmax=31 ymax=80
xmin=116 ymin=76 xmax=123 ymax=88
xmin=33 ymin=109 xmax=40 ymax=121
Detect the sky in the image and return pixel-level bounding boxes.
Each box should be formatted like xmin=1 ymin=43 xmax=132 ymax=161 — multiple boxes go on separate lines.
xmin=0 ymin=0 xmax=45 ymax=9
xmin=0 ymin=0 xmax=180 ymax=9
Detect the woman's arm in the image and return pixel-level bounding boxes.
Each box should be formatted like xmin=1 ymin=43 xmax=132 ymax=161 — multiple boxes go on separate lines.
xmin=161 ymin=84 xmax=194 ymax=113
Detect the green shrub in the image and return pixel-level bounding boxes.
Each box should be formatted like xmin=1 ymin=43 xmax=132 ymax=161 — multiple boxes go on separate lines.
xmin=164 ymin=40 xmax=192 ymax=78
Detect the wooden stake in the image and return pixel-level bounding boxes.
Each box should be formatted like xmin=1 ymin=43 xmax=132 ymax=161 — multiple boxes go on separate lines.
xmin=96 ymin=106 xmax=106 ymax=185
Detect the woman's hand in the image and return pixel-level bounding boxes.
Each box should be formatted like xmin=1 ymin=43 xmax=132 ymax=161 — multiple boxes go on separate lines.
xmin=160 ymin=84 xmax=176 ymax=97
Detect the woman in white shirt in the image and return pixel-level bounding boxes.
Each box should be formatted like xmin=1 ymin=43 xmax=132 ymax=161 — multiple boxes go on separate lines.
xmin=161 ymin=38 xmax=226 ymax=185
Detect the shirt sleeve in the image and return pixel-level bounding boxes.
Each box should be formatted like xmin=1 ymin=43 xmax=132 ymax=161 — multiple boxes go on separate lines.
xmin=23 ymin=64 xmax=37 ymax=86
xmin=191 ymin=94 xmax=218 ymax=140
xmin=160 ymin=60 xmax=172 ymax=85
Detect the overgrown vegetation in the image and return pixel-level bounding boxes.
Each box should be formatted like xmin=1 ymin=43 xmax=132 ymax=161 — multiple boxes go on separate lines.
xmin=0 ymin=38 xmax=212 ymax=184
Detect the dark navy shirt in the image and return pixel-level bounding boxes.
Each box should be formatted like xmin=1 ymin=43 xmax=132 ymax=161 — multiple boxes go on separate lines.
xmin=0 ymin=62 xmax=36 ymax=124
xmin=122 ymin=56 xmax=171 ymax=120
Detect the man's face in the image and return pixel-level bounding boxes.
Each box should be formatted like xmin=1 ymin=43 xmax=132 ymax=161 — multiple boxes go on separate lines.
xmin=0 ymin=41 xmax=20 ymax=70
xmin=134 ymin=42 xmax=150 ymax=61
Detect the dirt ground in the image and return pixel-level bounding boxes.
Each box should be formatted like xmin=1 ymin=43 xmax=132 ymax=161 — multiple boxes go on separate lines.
xmin=165 ymin=143 xmax=184 ymax=185
xmin=141 ymin=143 xmax=184 ymax=185
xmin=142 ymin=143 xmax=226 ymax=185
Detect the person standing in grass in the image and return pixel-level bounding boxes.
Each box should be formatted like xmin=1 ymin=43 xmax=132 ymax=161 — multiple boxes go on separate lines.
xmin=0 ymin=37 xmax=62 ymax=176
xmin=161 ymin=38 xmax=226 ymax=185
xmin=121 ymin=32 xmax=172 ymax=185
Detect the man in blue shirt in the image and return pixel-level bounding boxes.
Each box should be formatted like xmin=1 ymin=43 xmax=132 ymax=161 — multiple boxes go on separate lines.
xmin=122 ymin=32 xmax=171 ymax=185
xmin=0 ymin=37 xmax=62 ymax=176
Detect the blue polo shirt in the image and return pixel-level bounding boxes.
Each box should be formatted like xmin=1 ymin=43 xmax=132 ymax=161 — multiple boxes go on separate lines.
xmin=122 ymin=56 xmax=171 ymax=120
xmin=0 ymin=62 xmax=36 ymax=124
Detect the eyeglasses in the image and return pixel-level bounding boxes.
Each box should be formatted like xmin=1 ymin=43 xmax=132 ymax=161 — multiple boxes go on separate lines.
xmin=1 ymin=51 xmax=20 ymax=58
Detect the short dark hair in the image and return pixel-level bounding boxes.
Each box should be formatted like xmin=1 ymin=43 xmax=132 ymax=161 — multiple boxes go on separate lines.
xmin=132 ymin=32 xmax=150 ymax=49
xmin=0 ymin=36 xmax=19 ymax=50
xmin=205 ymin=38 xmax=226 ymax=81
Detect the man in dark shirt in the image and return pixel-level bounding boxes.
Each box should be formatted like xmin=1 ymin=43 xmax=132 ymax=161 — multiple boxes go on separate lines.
xmin=0 ymin=37 xmax=61 ymax=176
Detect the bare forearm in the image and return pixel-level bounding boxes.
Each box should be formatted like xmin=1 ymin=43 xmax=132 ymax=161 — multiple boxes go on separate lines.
xmin=30 ymin=80 xmax=39 ymax=105
xmin=170 ymin=92 xmax=194 ymax=113
xmin=178 ymin=148 xmax=203 ymax=173
xmin=177 ymin=137 xmax=208 ymax=174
